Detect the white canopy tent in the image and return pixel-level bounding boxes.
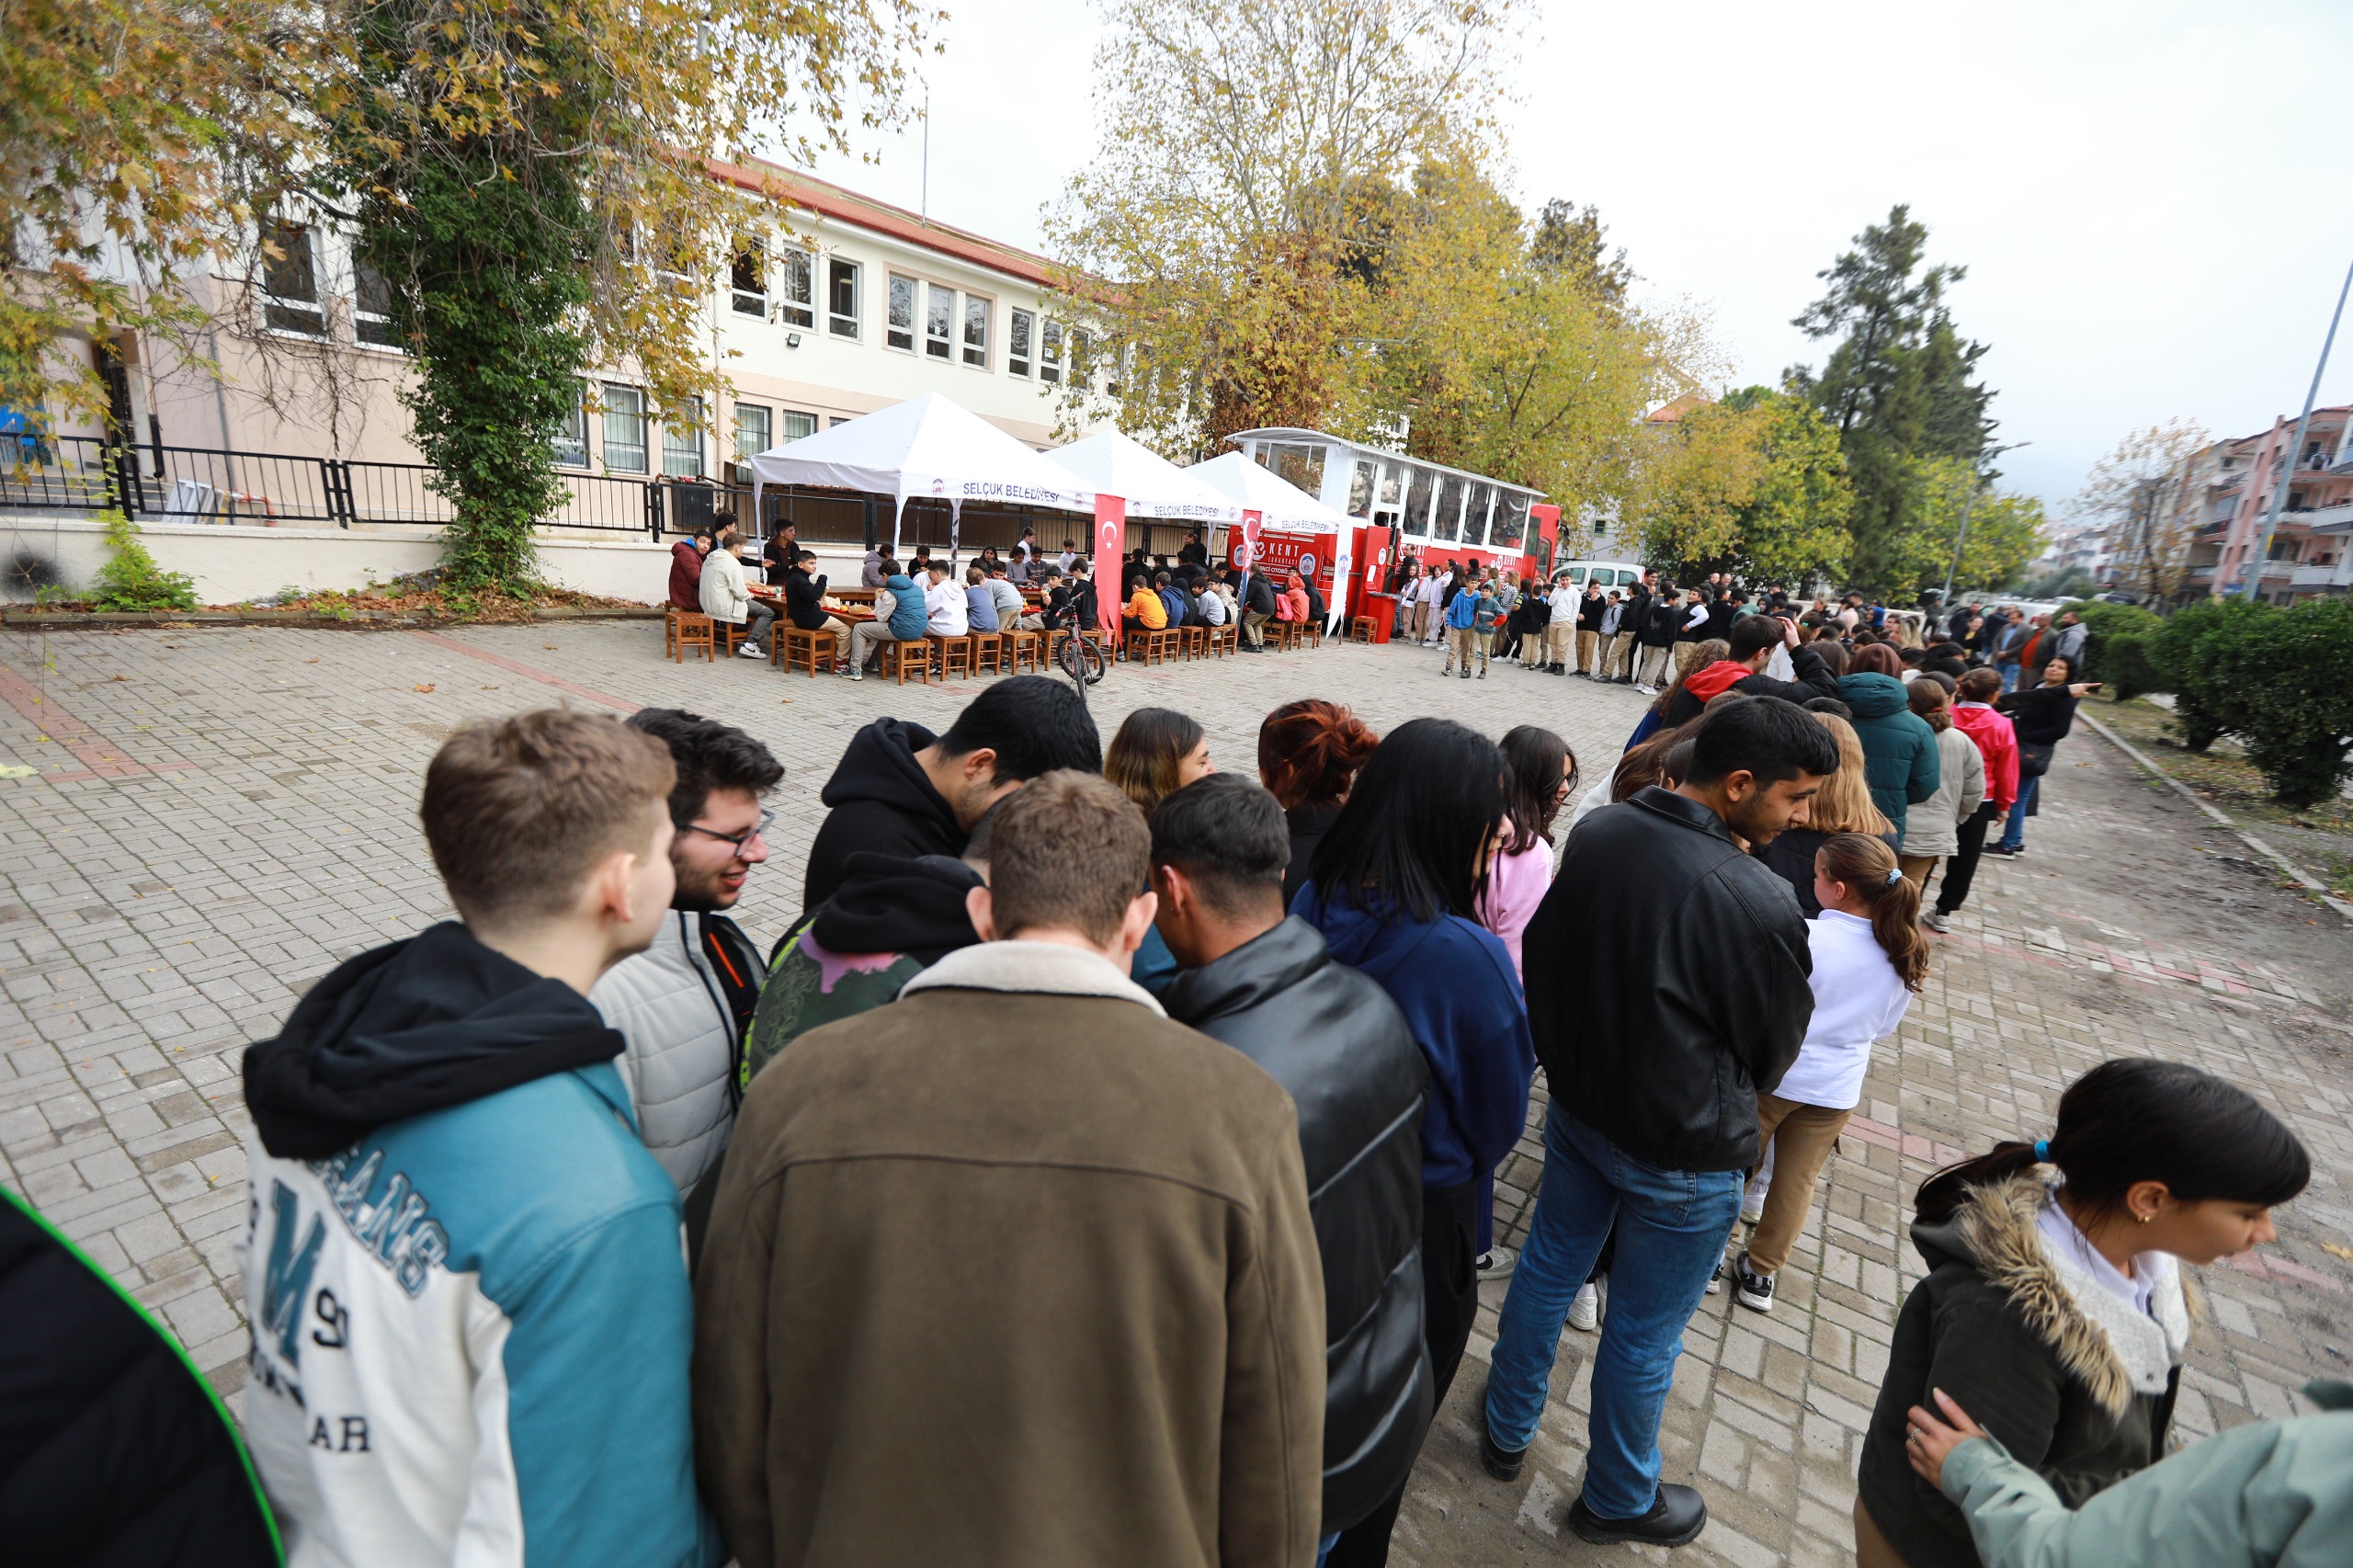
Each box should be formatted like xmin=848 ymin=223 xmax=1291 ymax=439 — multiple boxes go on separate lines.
xmin=1043 ymin=430 xmax=1243 ymax=525
xmin=744 ymin=392 xmax=1096 ymax=556
xmin=1184 ymin=451 xmax=1349 ymax=533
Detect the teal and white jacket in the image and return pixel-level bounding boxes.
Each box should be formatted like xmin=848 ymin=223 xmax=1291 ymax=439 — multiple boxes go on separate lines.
xmin=239 ymin=921 xmax=724 ymax=1568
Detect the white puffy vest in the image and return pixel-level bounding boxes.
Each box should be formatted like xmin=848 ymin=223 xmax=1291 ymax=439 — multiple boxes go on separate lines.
xmin=589 ymin=915 xmax=739 ymax=1194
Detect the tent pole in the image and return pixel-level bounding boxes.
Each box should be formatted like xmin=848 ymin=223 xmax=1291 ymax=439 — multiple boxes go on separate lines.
xmin=949 ymin=499 xmax=961 ymax=572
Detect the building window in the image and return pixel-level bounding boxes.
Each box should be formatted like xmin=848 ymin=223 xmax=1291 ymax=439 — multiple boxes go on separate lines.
xmin=1461 ymin=483 xmax=1494 ymax=546
xmin=1347 ymin=460 xmax=1373 ymax=518
xmin=1492 ymin=493 xmax=1529 ymax=549
xmin=1432 ymin=475 xmax=1464 ymax=541
xmin=783 ymin=410 xmax=817 ymax=440
xmin=263 ymin=222 xmax=325 ymax=336
xmin=828 ymin=415 xmax=853 ymax=428
xmin=1040 ymin=320 xmax=1063 ymax=385
xmin=887 ymin=274 xmax=917 ymax=351
xmin=602 ymin=384 xmax=647 ymax=473
xmin=777 ymin=247 xmax=813 ymax=327
xmin=1403 ymin=467 xmax=1434 ymax=535
xmin=352 ymin=261 xmax=397 ymax=347
xmin=1008 ymin=310 xmax=1034 ymax=378
xmin=1379 ymin=465 xmax=1404 ymax=508
xmin=663 ymin=396 xmax=704 ymax=478
xmin=553 ymin=381 xmax=589 ymax=468
xmin=962 ymin=296 xmax=990 ymax=368
xmin=1258 ymin=441 xmax=1325 ymax=498
xmin=926 ymin=284 xmax=954 ymax=360
xmin=731 ymin=244 xmax=767 ymax=317
xmin=827 ymin=257 xmax=860 ymax=338
xmin=734 ymin=403 xmax=770 ymax=460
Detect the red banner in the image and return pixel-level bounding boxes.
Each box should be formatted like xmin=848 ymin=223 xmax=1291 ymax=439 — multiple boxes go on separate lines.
xmin=1093 ymin=493 xmax=1125 ymax=635
xmin=1229 ymin=522 xmax=1333 ymax=596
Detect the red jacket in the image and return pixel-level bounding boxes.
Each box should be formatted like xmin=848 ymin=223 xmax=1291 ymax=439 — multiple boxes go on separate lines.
xmin=667 ymin=540 xmax=705 ymax=611
xmin=1951 ymin=702 xmax=2019 ymax=813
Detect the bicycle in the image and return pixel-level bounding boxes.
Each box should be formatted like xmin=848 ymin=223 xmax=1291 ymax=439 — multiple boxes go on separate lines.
xmin=1041 ymin=599 xmax=1107 ymax=701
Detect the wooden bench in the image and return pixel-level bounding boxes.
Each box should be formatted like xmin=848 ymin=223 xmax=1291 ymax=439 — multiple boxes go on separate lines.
xmin=1124 ymin=627 xmax=1181 ymax=666
xmin=775 ymin=625 xmax=838 ymax=677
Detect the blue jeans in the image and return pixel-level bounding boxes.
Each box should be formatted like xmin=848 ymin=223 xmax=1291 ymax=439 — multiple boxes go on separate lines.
xmin=1316 ymin=1533 xmax=1338 ymax=1566
xmin=1998 ymin=661 xmax=2022 ymax=693
xmin=1999 ymin=773 xmax=2039 ymax=850
xmin=1484 ymin=1106 xmax=1742 ymax=1520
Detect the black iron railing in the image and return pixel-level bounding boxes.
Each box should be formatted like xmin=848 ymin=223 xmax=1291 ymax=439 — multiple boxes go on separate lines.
xmin=0 ymin=434 xmax=755 ymax=538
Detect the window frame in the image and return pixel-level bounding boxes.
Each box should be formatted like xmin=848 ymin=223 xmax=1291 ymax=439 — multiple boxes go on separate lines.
xmin=776 ymin=246 xmax=814 ymax=328
xmin=601 ymin=382 xmax=648 ymax=474
xmin=1008 ymin=309 xmax=1034 ymax=378
xmin=1040 ymin=319 xmax=1063 ymax=385
xmin=662 ymin=395 xmax=705 ymax=479
xmin=733 ymin=403 xmax=771 ymax=461
xmin=961 ymin=295 xmax=991 ymax=369
xmin=730 ymin=242 xmax=767 ymax=318
xmin=782 ymin=410 xmax=818 ymax=441
xmin=925 ymin=283 xmax=955 ymax=360
xmin=261 ymin=222 xmax=326 ymax=338
xmin=885 ymin=272 xmax=918 ymax=352
xmin=553 ymin=380 xmax=590 ymax=469
xmin=351 ymin=259 xmax=398 ymax=348
xmin=827 ymin=257 xmax=861 ymax=339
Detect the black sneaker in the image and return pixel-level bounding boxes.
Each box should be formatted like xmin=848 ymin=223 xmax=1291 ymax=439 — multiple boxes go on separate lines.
xmin=1568 ymin=1483 xmax=1708 ymax=1548
xmin=1480 ymin=1416 xmax=1528 ymax=1482
xmin=1733 ymin=1250 xmax=1775 ymax=1314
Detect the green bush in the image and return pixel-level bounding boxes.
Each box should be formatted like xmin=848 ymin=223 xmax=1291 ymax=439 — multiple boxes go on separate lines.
xmin=2231 ymin=597 xmax=2353 ymax=811
xmin=88 ymin=511 xmax=199 ymax=612
xmin=2149 ymin=599 xmax=2271 ymax=751
xmin=2061 ymin=599 xmax=2161 ymax=692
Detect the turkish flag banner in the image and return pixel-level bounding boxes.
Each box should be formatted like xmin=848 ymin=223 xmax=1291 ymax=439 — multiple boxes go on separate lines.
xmin=1238 ymin=509 xmax=1263 ymax=574
xmin=1093 ymin=493 xmax=1125 ymax=635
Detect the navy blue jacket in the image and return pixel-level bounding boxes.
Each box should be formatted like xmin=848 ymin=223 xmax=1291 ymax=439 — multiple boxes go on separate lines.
xmin=1293 ymin=883 xmax=1534 ymax=1190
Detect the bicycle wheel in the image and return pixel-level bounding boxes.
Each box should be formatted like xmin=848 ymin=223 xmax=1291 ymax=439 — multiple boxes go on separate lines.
xmin=1058 ymin=634 xmax=1107 ymax=686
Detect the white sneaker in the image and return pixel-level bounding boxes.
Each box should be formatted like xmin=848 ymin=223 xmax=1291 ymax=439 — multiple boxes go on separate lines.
xmin=1568 ymin=1281 xmax=1600 ymax=1333
xmin=1477 ymin=1246 xmax=1518 ymax=1282
xmin=736 ymin=642 xmax=765 ymax=658
xmin=1741 ymin=1191 xmax=1767 ymax=1227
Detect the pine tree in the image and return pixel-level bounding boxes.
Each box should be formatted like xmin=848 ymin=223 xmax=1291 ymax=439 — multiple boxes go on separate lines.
xmin=1786 ymin=205 xmax=1995 ymax=596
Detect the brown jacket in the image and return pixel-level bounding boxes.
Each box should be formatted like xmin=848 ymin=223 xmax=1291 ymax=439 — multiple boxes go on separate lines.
xmin=693 ymin=939 xmax=1325 ymax=1568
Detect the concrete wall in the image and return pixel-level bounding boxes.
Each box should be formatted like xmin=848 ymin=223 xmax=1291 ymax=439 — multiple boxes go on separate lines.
xmin=0 ymin=516 xmax=886 ymax=606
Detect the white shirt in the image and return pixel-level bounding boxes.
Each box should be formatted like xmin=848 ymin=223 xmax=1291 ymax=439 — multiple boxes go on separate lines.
xmin=1770 ymin=911 xmax=1914 ymax=1110
xmin=924 ymin=577 xmax=968 ymax=636
xmin=1198 ymin=591 xmax=1228 ymax=625
xmin=1683 ymin=600 xmax=1711 ymax=633
xmin=1549 ymin=585 xmax=1579 ymax=618
xmin=1056 ymin=551 xmax=1077 ymax=574
xmin=2037 ymin=1195 xmax=2170 ymax=1318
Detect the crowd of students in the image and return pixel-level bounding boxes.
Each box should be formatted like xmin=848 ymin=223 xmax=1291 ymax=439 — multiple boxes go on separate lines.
xmin=20 ymin=599 xmax=2338 ymax=1566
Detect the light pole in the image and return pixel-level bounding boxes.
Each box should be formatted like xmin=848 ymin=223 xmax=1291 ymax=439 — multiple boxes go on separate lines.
xmin=2234 ymin=255 xmax=2353 ymax=602
xmin=1941 ymin=440 xmax=2030 ymax=606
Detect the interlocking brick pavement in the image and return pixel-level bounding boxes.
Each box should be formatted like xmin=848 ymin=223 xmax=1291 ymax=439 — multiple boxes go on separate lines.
xmin=4 ymin=619 xmax=2349 ymax=1567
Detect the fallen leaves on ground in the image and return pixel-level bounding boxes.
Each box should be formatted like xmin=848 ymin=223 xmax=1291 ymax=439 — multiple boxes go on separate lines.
xmin=2322 ymin=1242 xmax=2353 ymax=1263
xmin=414 ymin=683 xmax=436 ymax=693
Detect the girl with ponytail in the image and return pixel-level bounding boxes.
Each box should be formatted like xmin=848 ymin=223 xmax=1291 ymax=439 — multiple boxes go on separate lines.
xmin=1728 ymin=833 xmax=1927 ymax=1318
xmin=1855 ymin=1058 xmax=2310 ymax=1568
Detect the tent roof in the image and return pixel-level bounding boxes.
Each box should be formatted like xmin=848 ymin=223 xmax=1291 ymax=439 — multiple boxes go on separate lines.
xmin=745 ymin=393 xmax=1095 ymax=514
xmin=1185 ymin=451 xmax=1350 ymax=534
xmin=1044 ymin=430 xmax=1243 ymax=524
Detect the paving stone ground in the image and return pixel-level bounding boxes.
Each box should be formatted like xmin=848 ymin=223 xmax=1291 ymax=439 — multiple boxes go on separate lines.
xmin=3 ymin=618 xmax=2350 ymax=1567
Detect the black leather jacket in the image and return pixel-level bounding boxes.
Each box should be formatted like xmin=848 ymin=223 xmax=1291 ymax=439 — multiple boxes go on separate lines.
xmin=1523 ymin=789 xmax=1814 ymax=1171
xmin=1160 ymin=916 xmax=1432 ymax=1534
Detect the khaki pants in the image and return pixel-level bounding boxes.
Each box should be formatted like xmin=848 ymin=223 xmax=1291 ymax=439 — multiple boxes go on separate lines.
xmin=1473 ymin=630 xmax=1493 ymax=671
xmin=1542 ymin=623 xmax=1574 ymax=667
xmin=1898 ymin=853 xmax=1937 ymax=890
xmin=847 ymin=620 xmax=911 ymax=670
xmin=1745 ymin=1092 xmax=1853 ymax=1276
xmin=1443 ymin=624 xmax=1475 ymax=672
xmin=1672 ymin=641 xmax=1706 ymax=680
xmin=1598 ymin=633 xmax=1628 ymax=678
xmin=1575 ymin=629 xmax=1598 ymax=673
xmin=1634 ymin=643 xmax=1673 ymax=687
xmin=1854 ymin=1497 xmax=1910 ymax=1568
xmin=1243 ymin=608 xmax=1270 ymax=648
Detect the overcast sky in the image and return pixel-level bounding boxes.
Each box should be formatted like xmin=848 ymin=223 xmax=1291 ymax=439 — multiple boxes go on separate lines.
xmin=803 ymin=0 xmax=2353 ymax=515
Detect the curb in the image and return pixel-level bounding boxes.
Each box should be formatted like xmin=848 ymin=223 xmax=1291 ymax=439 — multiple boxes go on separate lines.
xmin=2080 ymin=710 xmax=2353 ymax=924
xmin=0 ymin=607 xmax=664 ymax=631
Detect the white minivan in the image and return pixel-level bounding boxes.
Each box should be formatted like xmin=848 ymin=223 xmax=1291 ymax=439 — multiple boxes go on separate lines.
xmin=1552 ymin=559 xmax=1648 ymax=591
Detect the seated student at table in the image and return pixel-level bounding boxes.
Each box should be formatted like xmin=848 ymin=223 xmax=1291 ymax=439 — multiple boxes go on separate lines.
xmin=1069 ymin=560 xmax=1101 ymax=631
xmin=846 ymin=565 xmax=927 ymax=682
xmin=669 ymin=524 xmax=713 ymax=610
xmin=1125 ymin=573 xmax=1168 ymax=638
xmin=701 ymin=527 xmax=775 ymax=658
xmin=1188 ymin=577 xmax=1227 ymax=628
xmin=924 ymin=562 xmax=970 ymax=641
xmin=785 ymin=550 xmax=851 ymax=659
xmin=987 ymin=564 xmax=1040 ymax=631
xmin=1155 ymin=570 xmax=1189 ymax=629
xmin=963 ymin=566 xmax=1000 ymax=635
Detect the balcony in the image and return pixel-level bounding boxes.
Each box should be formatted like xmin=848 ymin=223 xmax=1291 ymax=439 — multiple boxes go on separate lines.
xmin=2290 ymin=559 xmax=2352 ymax=589
xmin=2297 ymin=499 xmax=2353 ymax=531
xmin=2188 ymin=564 xmax=2215 ymax=584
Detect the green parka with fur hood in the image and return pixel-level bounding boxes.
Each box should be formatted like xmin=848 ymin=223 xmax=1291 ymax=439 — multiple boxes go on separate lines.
xmin=1859 ymin=1173 xmax=2195 ymax=1568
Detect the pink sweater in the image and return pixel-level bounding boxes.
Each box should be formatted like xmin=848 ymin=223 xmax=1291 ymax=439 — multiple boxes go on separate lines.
xmin=1479 ymin=841 xmax=1555 ymax=978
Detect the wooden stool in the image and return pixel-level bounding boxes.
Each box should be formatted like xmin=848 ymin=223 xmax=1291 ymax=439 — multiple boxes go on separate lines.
xmin=1269 ymin=619 xmax=1300 ymax=652
xmin=671 ymin=611 xmax=716 ymax=663
xmin=1210 ymin=623 xmax=1238 ymax=658
xmin=1005 ymin=629 xmax=1044 ymax=673
xmin=1124 ymin=628 xmax=1172 ymax=666
xmin=878 ymin=638 xmax=930 ymax=685
xmin=1179 ymin=625 xmax=1208 ymax=661
xmin=1350 ymin=616 xmax=1376 ymax=643
xmin=929 ymin=633 xmax=972 ymax=679
xmin=777 ymin=626 xmax=838 ymax=677
xmin=1299 ymin=619 xmax=1323 ymax=649
xmin=968 ymin=630 xmax=1006 ymax=676
xmin=716 ymin=619 xmax=750 ymax=656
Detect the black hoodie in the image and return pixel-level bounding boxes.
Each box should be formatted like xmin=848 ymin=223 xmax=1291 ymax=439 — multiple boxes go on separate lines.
xmin=808 ymin=851 xmax=983 ymax=963
xmin=801 ymin=717 xmax=963 ymax=912
xmin=243 ymin=922 xmax=622 ymax=1159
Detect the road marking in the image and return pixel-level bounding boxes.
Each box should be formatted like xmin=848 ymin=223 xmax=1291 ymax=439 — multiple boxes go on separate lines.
xmin=0 ymin=660 xmax=194 ymax=781
xmin=404 ymin=631 xmax=642 ymax=714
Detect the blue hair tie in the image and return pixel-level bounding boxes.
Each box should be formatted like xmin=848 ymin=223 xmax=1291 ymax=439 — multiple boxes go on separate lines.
xmin=2033 ymin=1139 xmax=2051 ymax=1162
xmin=1886 ymin=868 xmax=1904 ymax=886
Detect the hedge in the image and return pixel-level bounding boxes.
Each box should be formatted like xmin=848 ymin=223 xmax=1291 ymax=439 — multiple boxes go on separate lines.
xmin=2145 ymin=597 xmax=2353 ymax=809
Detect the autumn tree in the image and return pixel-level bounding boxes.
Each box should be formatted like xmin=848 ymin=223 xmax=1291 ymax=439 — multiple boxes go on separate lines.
xmin=1048 ymin=0 xmax=1520 ymax=457
xmin=310 ymin=0 xmax=933 ymax=589
xmin=1628 ymin=386 xmax=1855 ymax=588
xmin=1787 ymin=204 xmax=1997 ymax=597
xmin=2072 ymin=418 xmax=2212 ymax=604
xmin=1 ymin=0 xmax=301 ymax=437
xmin=1889 ymin=455 xmax=2045 ymax=593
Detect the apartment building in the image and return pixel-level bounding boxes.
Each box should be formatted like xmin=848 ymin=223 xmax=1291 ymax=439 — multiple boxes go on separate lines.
xmin=2180 ymin=407 xmax=2353 ymax=602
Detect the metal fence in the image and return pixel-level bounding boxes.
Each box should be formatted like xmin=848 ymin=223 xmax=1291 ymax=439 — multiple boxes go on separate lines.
xmin=0 ymin=434 xmax=751 ymax=538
